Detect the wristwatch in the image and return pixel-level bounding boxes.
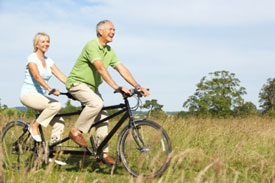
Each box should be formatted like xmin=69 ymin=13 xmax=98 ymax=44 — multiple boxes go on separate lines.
xmin=135 ymin=84 xmax=141 ymax=89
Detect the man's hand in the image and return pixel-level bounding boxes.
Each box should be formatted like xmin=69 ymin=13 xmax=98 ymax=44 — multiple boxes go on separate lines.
xmin=140 ymin=88 xmax=150 ymax=97
xmin=120 ymin=86 xmax=132 ymax=96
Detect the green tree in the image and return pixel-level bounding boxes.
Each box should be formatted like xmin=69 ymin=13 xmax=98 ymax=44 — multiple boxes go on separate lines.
xmin=234 ymin=101 xmax=258 ymax=117
xmin=183 ymin=70 xmax=247 ymax=117
xmin=0 ymin=98 xmax=8 ymax=113
xmin=259 ymin=78 xmax=275 ymax=113
xmin=2 ymin=104 xmax=8 ymax=110
xmin=143 ymin=99 xmax=163 ymax=111
xmin=142 ymin=99 xmax=165 ymax=117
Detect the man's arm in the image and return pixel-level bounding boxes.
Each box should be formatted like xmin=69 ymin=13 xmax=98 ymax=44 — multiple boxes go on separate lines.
xmin=115 ymin=64 xmax=150 ymax=96
xmin=93 ymin=60 xmax=131 ymax=94
xmin=115 ymin=64 xmax=138 ymax=87
xmin=93 ymin=60 xmax=119 ymax=90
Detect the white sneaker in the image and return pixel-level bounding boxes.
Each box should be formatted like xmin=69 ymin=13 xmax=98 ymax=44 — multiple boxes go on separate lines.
xmin=28 ymin=127 xmax=42 ymax=142
xmin=48 ymin=158 xmax=67 ymax=166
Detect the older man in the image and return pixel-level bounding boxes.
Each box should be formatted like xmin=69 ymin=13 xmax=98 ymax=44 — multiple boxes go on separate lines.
xmin=66 ymin=20 xmax=150 ymax=164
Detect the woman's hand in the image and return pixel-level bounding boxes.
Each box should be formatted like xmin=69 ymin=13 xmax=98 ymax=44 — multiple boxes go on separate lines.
xmin=53 ymin=89 xmax=60 ymax=96
xmin=49 ymin=88 xmax=60 ymax=96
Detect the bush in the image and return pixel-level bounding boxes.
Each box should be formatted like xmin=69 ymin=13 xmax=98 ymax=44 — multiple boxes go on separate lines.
xmin=1 ymin=108 xmax=25 ymax=118
xmin=234 ymin=102 xmax=259 ymax=117
xmin=176 ymin=111 xmax=192 ymax=118
xmin=148 ymin=109 xmax=167 ymax=119
xmin=268 ymin=110 xmax=275 ymax=117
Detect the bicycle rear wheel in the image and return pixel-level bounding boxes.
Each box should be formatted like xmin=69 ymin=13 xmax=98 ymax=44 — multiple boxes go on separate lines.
xmin=118 ymin=120 xmax=172 ymax=177
xmin=1 ymin=120 xmax=37 ymax=170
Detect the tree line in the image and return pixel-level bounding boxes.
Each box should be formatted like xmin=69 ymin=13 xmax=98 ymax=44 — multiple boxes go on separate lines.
xmin=0 ymin=70 xmax=274 ymax=118
xmin=141 ymin=70 xmax=275 ymax=118
xmin=180 ymin=71 xmax=275 ymax=118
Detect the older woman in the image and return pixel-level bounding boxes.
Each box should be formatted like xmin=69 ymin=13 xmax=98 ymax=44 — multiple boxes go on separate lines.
xmin=20 ymin=32 xmax=67 ymax=148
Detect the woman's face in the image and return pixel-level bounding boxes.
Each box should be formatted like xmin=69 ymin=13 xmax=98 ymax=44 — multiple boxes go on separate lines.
xmin=36 ymin=36 xmax=50 ymax=53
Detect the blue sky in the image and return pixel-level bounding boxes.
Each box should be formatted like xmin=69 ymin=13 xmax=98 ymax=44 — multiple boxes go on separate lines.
xmin=0 ymin=0 xmax=274 ymax=111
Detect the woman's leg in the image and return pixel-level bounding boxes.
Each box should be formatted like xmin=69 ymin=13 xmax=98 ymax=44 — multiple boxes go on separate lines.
xmin=49 ymin=117 xmax=65 ymax=144
xmin=20 ymin=91 xmax=62 ymax=138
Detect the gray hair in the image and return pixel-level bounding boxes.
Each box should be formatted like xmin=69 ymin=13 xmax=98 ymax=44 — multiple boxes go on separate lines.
xmin=96 ymin=20 xmax=111 ymax=37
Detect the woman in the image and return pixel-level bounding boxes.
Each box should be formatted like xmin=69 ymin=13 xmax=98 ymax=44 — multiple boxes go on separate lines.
xmin=20 ymin=32 xmax=67 ymax=146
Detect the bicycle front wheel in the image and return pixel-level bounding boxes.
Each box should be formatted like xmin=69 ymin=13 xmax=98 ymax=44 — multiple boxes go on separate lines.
xmin=119 ymin=120 xmax=172 ymax=177
xmin=1 ymin=120 xmax=37 ymax=170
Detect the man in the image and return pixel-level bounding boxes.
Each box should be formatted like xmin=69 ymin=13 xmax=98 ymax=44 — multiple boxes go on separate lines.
xmin=66 ymin=20 xmax=150 ymax=165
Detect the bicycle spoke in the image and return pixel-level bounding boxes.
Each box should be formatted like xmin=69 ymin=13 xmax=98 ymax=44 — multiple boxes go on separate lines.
xmin=119 ymin=120 xmax=171 ymax=177
xmin=1 ymin=121 xmax=36 ymax=170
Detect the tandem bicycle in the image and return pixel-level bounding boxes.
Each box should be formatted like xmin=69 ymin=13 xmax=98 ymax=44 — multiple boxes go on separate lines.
xmin=1 ymin=88 xmax=172 ymax=177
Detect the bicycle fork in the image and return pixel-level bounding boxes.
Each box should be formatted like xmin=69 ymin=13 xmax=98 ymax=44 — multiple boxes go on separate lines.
xmin=131 ymin=123 xmax=149 ymax=153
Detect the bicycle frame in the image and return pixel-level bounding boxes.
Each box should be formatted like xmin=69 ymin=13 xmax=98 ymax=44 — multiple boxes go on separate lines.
xmin=44 ymin=96 xmax=135 ymax=157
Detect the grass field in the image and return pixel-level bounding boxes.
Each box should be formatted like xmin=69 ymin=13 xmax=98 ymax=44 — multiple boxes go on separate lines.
xmin=1 ymin=115 xmax=275 ymax=183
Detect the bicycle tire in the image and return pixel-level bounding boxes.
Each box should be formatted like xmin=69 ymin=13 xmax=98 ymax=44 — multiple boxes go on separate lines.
xmin=1 ymin=120 xmax=37 ymax=170
xmin=118 ymin=120 xmax=172 ymax=177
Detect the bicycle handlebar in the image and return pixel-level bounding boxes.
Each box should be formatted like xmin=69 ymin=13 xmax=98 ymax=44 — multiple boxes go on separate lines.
xmin=60 ymin=92 xmax=76 ymax=100
xmin=114 ymin=88 xmax=148 ymax=98
xmin=49 ymin=88 xmax=147 ymax=100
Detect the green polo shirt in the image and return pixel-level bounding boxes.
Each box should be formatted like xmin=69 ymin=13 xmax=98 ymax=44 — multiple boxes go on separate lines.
xmin=66 ymin=38 xmax=121 ymax=91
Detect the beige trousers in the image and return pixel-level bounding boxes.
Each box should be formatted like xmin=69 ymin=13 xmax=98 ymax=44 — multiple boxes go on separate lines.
xmin=68 ymin=83 xmax=109 ymax=152
xmin=20 ymin=91 xmax=65 ymax=144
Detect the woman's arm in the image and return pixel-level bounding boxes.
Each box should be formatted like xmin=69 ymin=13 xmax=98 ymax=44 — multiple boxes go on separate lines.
xmin=28 ymin=62 xmax=52 ymax=92
xmin=51 ymin=64 xmax=67 ymax=84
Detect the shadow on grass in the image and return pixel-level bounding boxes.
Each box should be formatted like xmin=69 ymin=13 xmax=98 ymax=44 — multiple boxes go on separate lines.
xmin=61 ymin=154 xmax=125 ymax=176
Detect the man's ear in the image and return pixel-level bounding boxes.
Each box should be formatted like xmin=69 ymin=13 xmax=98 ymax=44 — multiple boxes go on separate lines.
xmin=98 ymin=29 xmax=103 ymax=36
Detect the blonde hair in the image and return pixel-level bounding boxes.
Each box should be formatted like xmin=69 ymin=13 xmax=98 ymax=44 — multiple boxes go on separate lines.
xmin=33 ymin=32 xmax=50 ymax=52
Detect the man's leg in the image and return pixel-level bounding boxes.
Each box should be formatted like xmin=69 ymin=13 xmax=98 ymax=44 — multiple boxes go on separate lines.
xmin=93 ymin=91 xmax=115 ymax=165
xmin=95 ymin=110 xmax=109 ymax=153
xmin=68 ymin=83 xmax=103 ymax=147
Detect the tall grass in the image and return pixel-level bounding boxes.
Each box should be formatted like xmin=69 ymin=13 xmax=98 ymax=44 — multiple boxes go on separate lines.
xmin=155 ymin=116 xmax=275 ymax=183
xmin=1 ymin=115 xmax=275 ymax=182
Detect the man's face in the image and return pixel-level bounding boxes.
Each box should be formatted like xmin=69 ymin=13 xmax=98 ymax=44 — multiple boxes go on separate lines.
xmin=100 ymin=22 xmax=115 ymax=43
